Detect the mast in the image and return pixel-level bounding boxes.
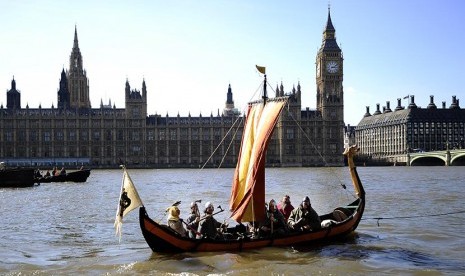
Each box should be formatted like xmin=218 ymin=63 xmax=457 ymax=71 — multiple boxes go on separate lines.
xmin=262 ymin=74 xmax=268 ymax=103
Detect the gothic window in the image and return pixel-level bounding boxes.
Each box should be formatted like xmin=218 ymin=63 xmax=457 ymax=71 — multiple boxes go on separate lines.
xmin=170 ymin=129 xmax=177 ymax=140
xmin=18 ymin=131 xmax=26 ymax=142
xmin=106 ymin=130 xmax=112 ymax=141
xmin=132 ymin=131 xmax=140 ymax=141
xmin=181 ymin=128 xmax=188 ymax=140
xmin=159 ymin=129 xmax=165 ymax=140
xmin=54 ymin=131 xmax=62 ymax=141
xmin=44 ymin=131 xmax=51 ymax=142
xmin=148 ymin=130 xmax=154 ymax=141
xmin=5 ymin=131 xmax=13 ymax=142
xmin=30 ymin=131 xmax=37 ymax=142
xmin=81 ymin=130 xmax=88 ymax=141
xmin=214 ymin=128 xmax=221 ymax=141
xmin=203 ymin=129 xmax=211 ymax=140
xmin=132 ymin=108 xmax=140 ymax=118
xmin=169 ymin=145 xmax=177 ymax=156
xmin=191 ymin=145 xmax=199 ymax=156
xmin=330 ymin=143 xmax=337 ymax=153
xmin=132 ymin=145 xmax=141 ymax=155
xmin=118 ymin=130 xmax=124 ymax=140
xmin=69 ymin=131 xmax=76 ymax=141
xmin=192 ymin=129 xmax=199 ymax=140
xmin=202 ymin=142 xmax=210 ymax=155
xmin=286 ymin=128 xmax=294 ymax=139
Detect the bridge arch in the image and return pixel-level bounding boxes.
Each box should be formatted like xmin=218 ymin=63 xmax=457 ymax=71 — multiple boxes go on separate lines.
xmin=451 ymin=153 xmax=465 ymax=166
xmin=410 ymin=155 xmax=446 ymax=166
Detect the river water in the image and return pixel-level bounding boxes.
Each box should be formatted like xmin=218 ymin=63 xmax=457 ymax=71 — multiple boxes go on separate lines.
xmin=1 ymin=166 xmax=465 ymax=275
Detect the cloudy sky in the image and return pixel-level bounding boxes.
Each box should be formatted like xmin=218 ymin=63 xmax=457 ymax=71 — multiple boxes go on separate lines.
xmin=1 ymin=0 xmax=464 ymax=125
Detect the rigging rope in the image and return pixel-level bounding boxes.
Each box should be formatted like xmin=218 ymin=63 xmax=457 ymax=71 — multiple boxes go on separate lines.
xmin=199 ymin=81 xmax=262 ymax=171
xmin=281 ymin=101 xmax=354 ymax=200
xmin=363 ymin=210 xmax=465 ymax=226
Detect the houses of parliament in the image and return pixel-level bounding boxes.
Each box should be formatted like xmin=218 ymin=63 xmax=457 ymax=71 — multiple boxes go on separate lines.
xmin=1 ymin=11 xmax=345 ymax=169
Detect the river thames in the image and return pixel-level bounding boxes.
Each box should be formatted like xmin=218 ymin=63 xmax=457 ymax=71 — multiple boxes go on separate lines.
xmin=1 ymin=166 xmax=465 ymax=275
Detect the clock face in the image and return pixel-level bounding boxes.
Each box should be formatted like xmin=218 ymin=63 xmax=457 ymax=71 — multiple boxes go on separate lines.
xmin=326 ymin=61 xmax=339 ymax=73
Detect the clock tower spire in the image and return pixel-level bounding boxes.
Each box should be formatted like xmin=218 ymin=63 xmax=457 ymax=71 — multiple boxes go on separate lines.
xmin=315 ymin=7 xmax=344 ymax=165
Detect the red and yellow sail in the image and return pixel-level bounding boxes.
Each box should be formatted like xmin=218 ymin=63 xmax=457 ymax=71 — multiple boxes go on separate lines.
xmin=229 ymin=98 xmax=286 ymax=223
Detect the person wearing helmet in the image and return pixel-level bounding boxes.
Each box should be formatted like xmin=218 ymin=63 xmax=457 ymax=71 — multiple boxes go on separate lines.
xmin=287 ymin=196 xmax=321 ymax=231
xmin=259 ymin=199 xmax=288 ymax=237
xmin=197 ymin=202 xmax=223 ymax=239
xmin=186 ymin=201 xmax=201 ymax=238
xmin=166 ymin=205 xmax=187 ymax=237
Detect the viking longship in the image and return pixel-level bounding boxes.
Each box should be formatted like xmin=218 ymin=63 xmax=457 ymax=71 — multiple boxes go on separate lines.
xmin=116 ymin=68 xmax=365 ymax=253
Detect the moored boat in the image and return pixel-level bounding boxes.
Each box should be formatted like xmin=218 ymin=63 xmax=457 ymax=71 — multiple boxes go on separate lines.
xmin=115 ymin=68 xmax=366 ymax=253
xmin=0 ymin=162 xmax=36 ymax=188
xmin=35 ymin=169 xmax=91 ymax=183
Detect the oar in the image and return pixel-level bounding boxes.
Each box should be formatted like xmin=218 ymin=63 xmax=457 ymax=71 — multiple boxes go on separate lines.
xmin=198 ymin=205 xmax=225 ymax=223
xmin=180 ymin=219 xmax=202 ymax=237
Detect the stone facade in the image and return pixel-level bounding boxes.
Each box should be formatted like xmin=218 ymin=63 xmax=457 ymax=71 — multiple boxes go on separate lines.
xmin=1 ymin=11 xmax=345 ymax=168
xmin=356 ymin=96 xmax=465 ymax=163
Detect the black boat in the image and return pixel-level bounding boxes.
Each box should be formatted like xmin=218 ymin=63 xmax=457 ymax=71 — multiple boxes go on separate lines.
xmin=0 ymin=163 xmax=36 ymax=188
xmin=35 ymin=169 xmax=91 ymax=183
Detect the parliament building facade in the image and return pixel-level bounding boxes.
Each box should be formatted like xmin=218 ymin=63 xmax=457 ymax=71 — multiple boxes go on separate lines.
xmin=1 ymin=12 xmax=345 ymax=169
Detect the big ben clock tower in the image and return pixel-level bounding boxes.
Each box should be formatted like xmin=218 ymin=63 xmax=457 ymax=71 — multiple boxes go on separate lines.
xmin=316 ymin=8 xmax=344 ymax=165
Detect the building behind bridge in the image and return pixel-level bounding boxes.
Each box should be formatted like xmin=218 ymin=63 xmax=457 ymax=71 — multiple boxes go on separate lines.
xmin=355 ymin=95 xmax=465 ymax=165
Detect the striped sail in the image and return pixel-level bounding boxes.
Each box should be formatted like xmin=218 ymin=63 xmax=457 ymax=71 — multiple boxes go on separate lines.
xmin=229 ymin=98 xmax=286 ymax=223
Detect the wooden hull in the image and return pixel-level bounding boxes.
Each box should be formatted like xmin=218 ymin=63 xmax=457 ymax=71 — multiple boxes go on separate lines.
xmin=36 ymin=169 xmax=91 ymax=183
xmin=139 ymin=197 xmax=365 ymax=253
xmin=0 ymin=168 xmax=36 ymax=188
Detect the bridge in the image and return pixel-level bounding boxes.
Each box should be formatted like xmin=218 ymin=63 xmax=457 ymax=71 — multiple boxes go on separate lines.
xmin=408 ymin=149 xmax=465 ymax=166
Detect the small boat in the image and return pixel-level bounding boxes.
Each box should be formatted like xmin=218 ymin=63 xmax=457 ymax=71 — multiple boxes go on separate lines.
xmin=35 ymin=169 xmax=91 ymax=183
xmin=115 ymin=68 xmax=365 ymax=253
xmin=0 ymin=162 xmax=36 ymax=188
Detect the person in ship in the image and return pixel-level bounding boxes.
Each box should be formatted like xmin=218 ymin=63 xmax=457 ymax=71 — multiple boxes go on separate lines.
xmin=197 ymin=202 xmax=225 ymax=240
xmin=277 ymin=195 xmax=294 ymax=222
xmin=287 ymin=196 xmax=321 ymax=232
xmin=166 ymin=205 xmax=187 ymax=237
xmin=186 ymin=201 xmax=201 ymax=239
xmin=259 ymin=199 xmax=288 ymax=237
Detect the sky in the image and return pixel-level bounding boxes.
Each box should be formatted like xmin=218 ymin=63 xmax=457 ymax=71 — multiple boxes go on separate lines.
xmin=1 ymin=0 xmax=464 ymax=126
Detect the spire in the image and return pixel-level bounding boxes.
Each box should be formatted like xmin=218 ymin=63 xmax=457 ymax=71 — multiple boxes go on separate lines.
xmin=325 ymin=6 xmax=335 ymax=32
xmin=125 ymin=78 xmax=130 ymax=97
xmin=142 ymin=79 xmax=147 ymax=98
xmin=11 ymin=76 xmax=16 ymax=90
xmin=73 ymin=25 xmax=79 ymax=50
xmin=320 ymin=6 xmax=340 ymax=52
xmin=226 ymin=84 xmax=233 ymax=104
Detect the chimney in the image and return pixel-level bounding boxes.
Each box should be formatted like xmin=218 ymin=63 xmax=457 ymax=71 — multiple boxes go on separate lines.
xmin=427 ymin=95 xmax=437 ymax=109
xmin=442 ymin=101 xmax=446 ymax=109
xmin=450 ymin=95 xmax=459 ymax=109
xmin=364 ymin=106 xmax=371 ymax=117
xmin=395 ymin=98 xmax=404 ymax=111
xmin=408 ymin=95 xmax=417 ymax=109
xmin=384 ymin=101 xmax=392 ymax=113
xmin=373 ymin=103 xmax=381 ymax=115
